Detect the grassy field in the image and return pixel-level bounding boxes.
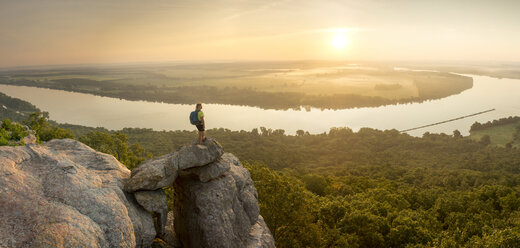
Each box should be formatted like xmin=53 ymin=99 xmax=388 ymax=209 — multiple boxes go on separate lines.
xmin=469 ymin=121 xmax=520 ymax=147
xmin=0 ymin=61 xmax=473 ymax=110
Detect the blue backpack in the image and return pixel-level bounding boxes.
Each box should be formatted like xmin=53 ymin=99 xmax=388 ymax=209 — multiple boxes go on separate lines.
xmin=189 ymin=110 xmax=200 ymax=125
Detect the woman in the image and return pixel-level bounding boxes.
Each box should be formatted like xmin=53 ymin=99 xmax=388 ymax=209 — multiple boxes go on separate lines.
xmin=194 ymin=103 xmax=206 ymax=145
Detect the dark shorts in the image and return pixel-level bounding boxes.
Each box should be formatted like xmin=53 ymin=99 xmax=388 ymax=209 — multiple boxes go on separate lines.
xmin=196 ymin=124 xmax=204 ymax=131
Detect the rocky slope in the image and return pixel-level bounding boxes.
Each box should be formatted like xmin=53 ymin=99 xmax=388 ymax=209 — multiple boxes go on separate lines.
xmin=0 ymin=137 xmax=275 ymax=248
xmin=0 ymin=138 xmax=155 ymax=247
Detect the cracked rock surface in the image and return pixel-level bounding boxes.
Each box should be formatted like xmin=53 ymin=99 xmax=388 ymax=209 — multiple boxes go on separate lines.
xmin=0 ymin=139 xmax=155 ymax=248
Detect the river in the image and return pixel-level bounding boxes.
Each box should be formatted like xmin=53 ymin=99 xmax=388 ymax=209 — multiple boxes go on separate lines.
xmin=0 ymin=74 xmax=519 ymax=136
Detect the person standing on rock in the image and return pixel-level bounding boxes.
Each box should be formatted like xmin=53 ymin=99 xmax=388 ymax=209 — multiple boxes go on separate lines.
xmin=190 ymin=103 xmax=206 ymax=145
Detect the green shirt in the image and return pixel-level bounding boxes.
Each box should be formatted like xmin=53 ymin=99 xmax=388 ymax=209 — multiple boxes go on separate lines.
xmin=197 ymin=111 xmax=204 ymax=121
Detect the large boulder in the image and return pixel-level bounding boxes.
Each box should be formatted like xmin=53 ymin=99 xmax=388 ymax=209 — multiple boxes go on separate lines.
xmin=172 ymin=139 xmax=224 ymax=170
xmin=178 ymin=153 xmax=234 ymax=182
xmin=124 ymin=153 xmax=177 ymax=192
xmin=125 ymin=138 xmax=224 ymax=192
xmin=0 ymin=139 xmax=155 ymax=248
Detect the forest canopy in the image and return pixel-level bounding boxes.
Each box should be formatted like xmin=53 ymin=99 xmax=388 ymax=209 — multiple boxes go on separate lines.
xmin=3 ymin=110 xmax=520 ymax=247
xmin=60 ymin=116 xmax=520 ymax=248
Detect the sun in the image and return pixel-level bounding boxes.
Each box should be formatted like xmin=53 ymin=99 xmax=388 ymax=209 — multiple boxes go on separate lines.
xmin=331 ymin=33 xmax=349 ymax=50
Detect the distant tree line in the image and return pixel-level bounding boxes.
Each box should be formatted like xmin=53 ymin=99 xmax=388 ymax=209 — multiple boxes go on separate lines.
xmin=470 ymin=116 xmax=520 ymax=132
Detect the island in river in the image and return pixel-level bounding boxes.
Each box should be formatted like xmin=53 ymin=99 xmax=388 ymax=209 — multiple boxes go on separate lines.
xmin=0 ymin=61 xmax=473 ymax=110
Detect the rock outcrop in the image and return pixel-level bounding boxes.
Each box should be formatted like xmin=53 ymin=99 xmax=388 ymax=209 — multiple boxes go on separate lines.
xmin=124 ymin=139 xmax=224 ymax=192
xmin=127 ymin=138 xmax=275 ymax=248
xmin=0 ymin=139 xmax=155 ymax=248
xmin=173 ymin=153 xmax=274 ymax=248
xmin=0 ymin=137 xmax=274 ymax=248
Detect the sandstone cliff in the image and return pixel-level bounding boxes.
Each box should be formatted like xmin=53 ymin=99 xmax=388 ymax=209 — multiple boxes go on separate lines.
xmin=0 ymin=137 xmax=275 ymax=248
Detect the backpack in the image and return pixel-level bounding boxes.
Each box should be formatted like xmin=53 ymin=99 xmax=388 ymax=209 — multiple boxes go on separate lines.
xmin=189 ymin=110 xmax=201 ymax=125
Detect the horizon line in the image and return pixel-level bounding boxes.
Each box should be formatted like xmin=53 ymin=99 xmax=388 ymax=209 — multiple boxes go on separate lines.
xmin=2 ymin=58 xmax=520 ymax=71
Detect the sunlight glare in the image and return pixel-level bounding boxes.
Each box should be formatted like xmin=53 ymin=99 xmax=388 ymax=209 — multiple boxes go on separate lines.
xmin=331 ymin=33 xmax=349 ymax=50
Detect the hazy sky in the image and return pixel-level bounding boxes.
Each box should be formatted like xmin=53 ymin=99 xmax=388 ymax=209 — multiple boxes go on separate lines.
xmin=0 ymin=0 xmax=519 ymax=67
